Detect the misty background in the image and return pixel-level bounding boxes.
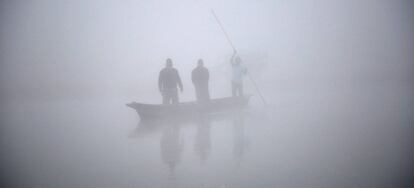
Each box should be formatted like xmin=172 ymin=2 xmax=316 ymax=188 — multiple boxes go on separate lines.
xmin=1 ymin=0 xmax=412 ymax=101
xmin=0 ymin=0 xmax=413 ymax=187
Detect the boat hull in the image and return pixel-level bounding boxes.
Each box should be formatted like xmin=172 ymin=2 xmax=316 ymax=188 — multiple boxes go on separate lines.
xmin=126 ymin=96 xmax=250 ymax=120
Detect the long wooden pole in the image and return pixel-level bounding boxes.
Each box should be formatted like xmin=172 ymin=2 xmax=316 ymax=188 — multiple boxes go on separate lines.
xmin=211 ymin=10 xmax=267 ymax=105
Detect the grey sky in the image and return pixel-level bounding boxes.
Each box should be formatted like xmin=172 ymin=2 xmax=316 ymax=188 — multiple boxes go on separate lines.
xmin=0 ymin=0 xmax=412 ymax=100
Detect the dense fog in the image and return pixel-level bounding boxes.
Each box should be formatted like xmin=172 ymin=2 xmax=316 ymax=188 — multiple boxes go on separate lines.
xmin=1 ymin=0 xmax=413 ymax=187
xmin=1 ymin=0 xmax=412 ymax=101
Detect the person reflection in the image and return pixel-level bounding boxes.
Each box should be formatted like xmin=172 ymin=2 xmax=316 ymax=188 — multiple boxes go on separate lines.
xmin=194 ymin=117 xmax=212 ymax=163
xmin=160 ymin=120 xmax=183 ymax=175
xmin=233 ymin=110 xmax=247 ymax=166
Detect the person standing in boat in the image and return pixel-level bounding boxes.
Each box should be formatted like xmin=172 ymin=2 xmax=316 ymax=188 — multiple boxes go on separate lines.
xmin=230 ymin=51 xmax=247 ymax=97
xmin=158 ymin=58 xmax=183 ymax=104
xmin=191 ymin=59 xmax=210 ymax=103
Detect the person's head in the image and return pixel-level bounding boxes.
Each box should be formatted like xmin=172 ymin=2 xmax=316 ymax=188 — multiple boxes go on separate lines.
xmin=235 ymin=56 xmax=241 ymax=65
xmin=197 ymin=59 xmax=204 ymax=67
xmin=166 ymin=58 xmax=173 ymax=67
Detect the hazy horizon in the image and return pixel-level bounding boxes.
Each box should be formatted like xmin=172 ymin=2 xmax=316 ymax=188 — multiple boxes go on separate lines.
xmin=1 ymin=0 xmax=412 ymax=102
xmin=1 ymin=0 xmax=413 ymax=187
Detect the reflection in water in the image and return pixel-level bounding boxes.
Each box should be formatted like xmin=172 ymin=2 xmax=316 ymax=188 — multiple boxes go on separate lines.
xmin=232 ymin=110 xmax=247 ymax=167
xmin=194 ymin=117 xmax=212 ymax=163
xmin=159 ymin=120 xmax=183 ymax=188
xmin=160 ymin=121 xmax=183 ymax=174
xmin=131 ymin=110 xmax=250 ymax=187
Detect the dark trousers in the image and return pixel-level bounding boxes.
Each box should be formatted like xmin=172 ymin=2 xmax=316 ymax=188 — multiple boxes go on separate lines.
xmin=162 ymin=89 xmax=179 ymax=104
xmin=232 ymin=82 xmax=243 ymax=97
xmin=195 ymin=85 xmax=210 ymax=103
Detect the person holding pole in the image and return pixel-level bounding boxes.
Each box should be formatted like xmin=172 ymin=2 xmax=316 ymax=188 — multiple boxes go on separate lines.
xmin=230 ymin=51 xmax=247 ymax=97
xmin=212 ymin=9 xmax=266 ymax=104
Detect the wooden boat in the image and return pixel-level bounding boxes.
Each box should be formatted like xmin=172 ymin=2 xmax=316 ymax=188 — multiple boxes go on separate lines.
xmin=126 ymin=96 xmax=251 ymax=120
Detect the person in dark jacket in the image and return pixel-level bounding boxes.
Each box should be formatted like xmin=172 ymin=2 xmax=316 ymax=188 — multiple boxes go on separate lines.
xmin=192 ymin=59 xmax=210 ymax=103
xmin=159 ymin=58 xmax=183 ymax=104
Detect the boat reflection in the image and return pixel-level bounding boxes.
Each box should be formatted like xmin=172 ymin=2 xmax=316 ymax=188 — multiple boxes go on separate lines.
xmin=130 ymin=109 xmax=249 ymax=183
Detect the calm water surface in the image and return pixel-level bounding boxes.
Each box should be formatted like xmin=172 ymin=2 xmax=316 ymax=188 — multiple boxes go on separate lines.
xmin=1 ymin=89 xmax=412 ymax=188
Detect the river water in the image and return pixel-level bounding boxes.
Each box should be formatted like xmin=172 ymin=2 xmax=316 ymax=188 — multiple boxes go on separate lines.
xmin=1 ymin=88 xmax=412 ymax=188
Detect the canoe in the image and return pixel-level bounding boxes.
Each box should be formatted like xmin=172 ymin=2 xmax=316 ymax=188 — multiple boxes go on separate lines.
xmin=126 ymin=95 xmax=251 ymax=120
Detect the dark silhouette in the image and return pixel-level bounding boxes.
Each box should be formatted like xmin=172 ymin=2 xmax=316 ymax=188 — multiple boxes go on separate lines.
xmin=191 ymin=59 xmax=210 ymax=103
xmin=158 ymin=58 xmax=183 ymax=104
xmin=230 ymin=52 xmax=247 ymax=97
